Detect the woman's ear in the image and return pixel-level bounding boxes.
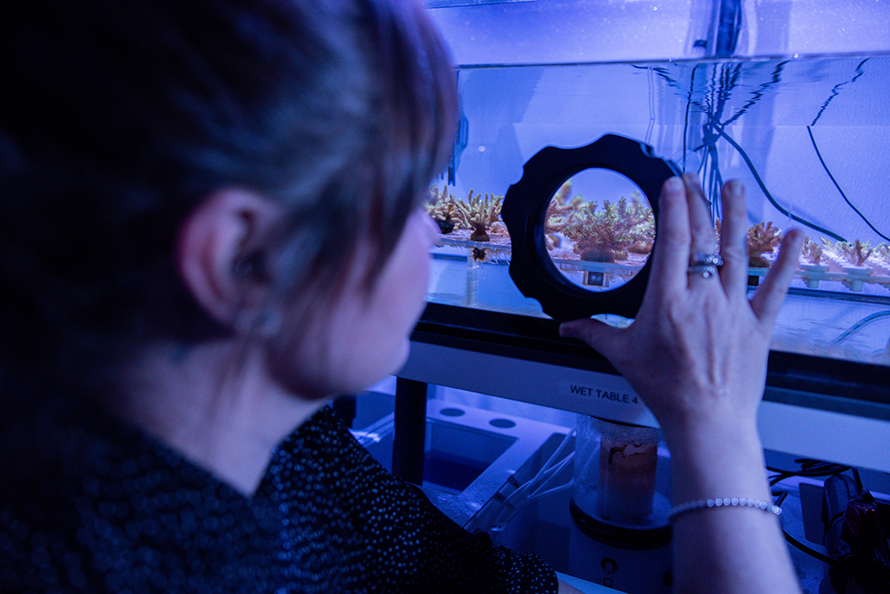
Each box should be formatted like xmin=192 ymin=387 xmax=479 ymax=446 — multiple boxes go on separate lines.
xmin=176 ymin=188 xmax=282 ymax=328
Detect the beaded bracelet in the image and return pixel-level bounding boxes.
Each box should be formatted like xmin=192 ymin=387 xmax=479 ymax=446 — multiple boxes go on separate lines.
xmin=669 ymin=498 xmax=783 ymax=521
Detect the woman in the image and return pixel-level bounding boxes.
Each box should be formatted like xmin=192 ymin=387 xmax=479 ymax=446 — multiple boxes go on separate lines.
xmin=0 ymin=0 xmax=800 ymax=592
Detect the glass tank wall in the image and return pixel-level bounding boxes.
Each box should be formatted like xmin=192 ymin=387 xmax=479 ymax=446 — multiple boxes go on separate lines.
xmin=422 ymin=1 xmax=890 ymax=367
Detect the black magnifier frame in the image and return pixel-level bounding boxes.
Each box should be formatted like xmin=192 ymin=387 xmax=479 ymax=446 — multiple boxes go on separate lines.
xmin=501 ymin=133 xmax=681 ymax=322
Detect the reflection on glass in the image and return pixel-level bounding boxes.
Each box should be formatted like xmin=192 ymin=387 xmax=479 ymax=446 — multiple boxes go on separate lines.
xmin=544 ymin=168 xmax=653 ymax=292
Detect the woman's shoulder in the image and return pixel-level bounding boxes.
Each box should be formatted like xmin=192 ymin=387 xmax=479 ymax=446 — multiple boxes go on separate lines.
xmin=262 ymin=404 xmax=389 ymax=490
xmin=0 ymin=405 xmax=289 ymax=592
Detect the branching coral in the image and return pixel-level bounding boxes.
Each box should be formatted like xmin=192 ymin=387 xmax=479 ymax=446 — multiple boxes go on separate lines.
xmin=544 ymin=181 xmax=586 ymax=249
xmin=454 ymin=189 xmax=504 ymax=241
xmin=747 ymin=222 xmax=782 ymax=268
xmin=545 ymin=181 xmax=585 ymax=235
xmin=874 ymin=242 xmax=890 ymax=264
xmin=562 ymin=196 xmax=654 ymax=263
xmin=801 ymin=236 xmax=825 ymax=265
xmin=834 ymin=239 xmax=874 ymax=267
xmin=425 ymin=185 xmax=458 ymax=233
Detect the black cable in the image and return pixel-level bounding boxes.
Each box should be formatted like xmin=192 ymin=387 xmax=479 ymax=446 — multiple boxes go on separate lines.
xmin=696 ymin=57 xmax=725 ymax=220
xmin=830 ymin=311 xmax=890 ymax=345
xmin=773 ymin=483 xmax=852 ymax=574
xmin=682 ymin=65 xmax=697 ymax=172
xmin=772 ymin=491 xmax=843 ymax=566
xmin=768 ymin=458 xmax=851 ymax=485
xmin=711 ymin=123 xmax=846 ymax=241
xmin=800 ymin=459 xmax=851 ymax=474
xmin=685 ymin=61 xmax=852 ymax=242
xmin=784 ymin=524 xmax=890 ymax=592
xmin=654 ymin=60 xmax=868 ymax=245
xmin=769 ymin=469 xmax=852 ymax=486
xmin=784 ymin=527 xmax=843 ymax=567
xmin=689 ymin=124 xmax=844 ymax=241
xmin=807 ymin=126 xmax=890 ymax=243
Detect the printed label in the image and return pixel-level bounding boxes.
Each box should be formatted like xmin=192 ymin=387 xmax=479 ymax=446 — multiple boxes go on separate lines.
xmin=555 ymin=377 xmax=655 ymax=425
xmin=565 ymin=383 xmax=640 ymax=405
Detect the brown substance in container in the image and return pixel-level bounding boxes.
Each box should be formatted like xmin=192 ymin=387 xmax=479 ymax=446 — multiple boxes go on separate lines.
xmin=598 ymin=437 xmax=658 ymax=523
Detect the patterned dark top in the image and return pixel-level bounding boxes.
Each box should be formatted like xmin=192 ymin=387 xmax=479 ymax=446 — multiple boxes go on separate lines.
xmin=0 ymin=405 xmax=557 ymax=593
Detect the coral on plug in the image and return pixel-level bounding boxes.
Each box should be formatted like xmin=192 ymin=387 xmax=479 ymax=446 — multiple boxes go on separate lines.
xmin=746 ymin=221 xmax=782 ymax=268
xmin=454 ymin=189 xmax=504 ymax=242
xmin=562 ymin=194 xmax=654 ymax=263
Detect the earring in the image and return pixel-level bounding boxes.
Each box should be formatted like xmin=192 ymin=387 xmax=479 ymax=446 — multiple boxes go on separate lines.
xmin=232 ymin=252 xmax=265 ymax=279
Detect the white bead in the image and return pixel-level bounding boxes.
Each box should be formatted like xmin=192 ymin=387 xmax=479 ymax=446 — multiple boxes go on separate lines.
xmin=669 ymin=497 xmax=783 ymax=521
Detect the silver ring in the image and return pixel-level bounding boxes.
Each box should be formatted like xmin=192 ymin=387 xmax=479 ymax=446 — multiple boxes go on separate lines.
xmin=688 ymin=252 xmax=724 ymax=279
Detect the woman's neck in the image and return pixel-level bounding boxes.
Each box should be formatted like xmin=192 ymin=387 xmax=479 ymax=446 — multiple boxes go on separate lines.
xmin=106 ymin=340 xmax=326 ymax=496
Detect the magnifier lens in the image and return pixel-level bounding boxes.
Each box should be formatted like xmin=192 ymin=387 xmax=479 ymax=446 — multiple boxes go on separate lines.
xmin=544 ymin=168 xmax=654 ymax=293
xmin=502 ymin=133 xmax=677 ymax=321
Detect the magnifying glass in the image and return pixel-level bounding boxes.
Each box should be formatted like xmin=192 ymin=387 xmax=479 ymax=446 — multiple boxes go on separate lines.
xmin=502 ymin=134 xmax=680 ymax=321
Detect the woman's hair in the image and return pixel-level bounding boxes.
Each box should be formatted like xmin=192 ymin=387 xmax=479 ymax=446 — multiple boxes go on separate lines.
xmin=0 ymin=0 xmax=457 ymax=402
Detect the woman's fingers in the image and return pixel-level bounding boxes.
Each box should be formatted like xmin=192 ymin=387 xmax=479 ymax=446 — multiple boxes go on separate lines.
xmin=681 ymin=174 xmax=723 ymax=290
xmin=648 ymin=176 xmax=691 ymax=296
xmin=559 ymin=317 xmax=626 ymax=361
xmin=683 ymin=173 xmax=718 ymax=258
xmin=751 ymin=228 xmax=803 ymax=327
xmin=718 ymin=180 xmax=750 ymax=294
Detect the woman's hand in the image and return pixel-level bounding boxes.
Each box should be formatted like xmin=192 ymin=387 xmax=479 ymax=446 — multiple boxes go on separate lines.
xmin=559 ymin=174 xmax=802 ymax=441
xmin=561 ymin=173 xmax=804 ymax=594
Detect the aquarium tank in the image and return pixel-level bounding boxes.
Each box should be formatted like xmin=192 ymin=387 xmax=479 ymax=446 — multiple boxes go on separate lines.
xmin=420 ymin=0 xmax=890 ymax=369
xmin=395 ymin=0 xmax=890 ymax=473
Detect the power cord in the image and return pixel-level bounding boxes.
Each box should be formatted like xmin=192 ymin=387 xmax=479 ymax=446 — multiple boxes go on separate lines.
xmin=710 ymin=122 xmax=846 ymax=241
xmin=830 ymin=311 xmax=890 ymax=346
xmin=807 ymin=126 xmax=890 ymax=243
xmin=672 ymin=59 xmax=884 ymax=244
